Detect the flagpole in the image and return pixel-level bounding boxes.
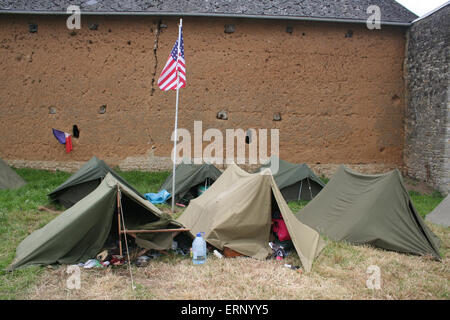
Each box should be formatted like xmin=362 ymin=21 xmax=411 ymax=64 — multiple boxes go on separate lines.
xmin=171 ymin=18 xmax=182 ymax=214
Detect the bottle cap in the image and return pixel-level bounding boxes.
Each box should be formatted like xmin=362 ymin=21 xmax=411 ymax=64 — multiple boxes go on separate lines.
xmin=196 ymin=232 xmax=202 ymax=237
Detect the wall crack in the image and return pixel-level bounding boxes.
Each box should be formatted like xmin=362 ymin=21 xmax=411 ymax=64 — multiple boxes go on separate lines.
xmin=150 ymin=20 xmax=162 ymax=96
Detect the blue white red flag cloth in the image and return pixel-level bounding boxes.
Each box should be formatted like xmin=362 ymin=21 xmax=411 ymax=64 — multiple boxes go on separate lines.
xmin=158 ymin=26 xmax=186 ymax=91
xmin=52 ymin=129 xmax=73 ymax=153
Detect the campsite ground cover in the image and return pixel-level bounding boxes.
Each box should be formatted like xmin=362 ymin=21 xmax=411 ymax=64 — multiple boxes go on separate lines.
xmin=0 ymin=168 xmax=448 ymax=300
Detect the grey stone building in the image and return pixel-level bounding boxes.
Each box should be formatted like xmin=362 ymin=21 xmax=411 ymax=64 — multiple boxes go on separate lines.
xmin=405 ymin=2 xmax=450 ymax=195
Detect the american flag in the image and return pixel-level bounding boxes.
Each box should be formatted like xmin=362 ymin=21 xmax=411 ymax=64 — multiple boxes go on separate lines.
xmin=158 ymin=27 xmax=186 ymax=91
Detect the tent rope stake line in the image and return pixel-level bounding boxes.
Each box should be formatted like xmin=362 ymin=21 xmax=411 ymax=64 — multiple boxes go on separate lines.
xmin=117 ymin=186 xmax=136 ymax=290
xmin=9 ymin=173 xmax=188 ymax=270
xmin=115 ymin=182 xmax=190 ymax=260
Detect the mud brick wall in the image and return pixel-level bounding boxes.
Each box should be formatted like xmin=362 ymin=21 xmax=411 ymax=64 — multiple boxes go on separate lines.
xmin=0 ymin=15 xmax=408 ymax=175
xmin=405 ymin=5 xmax=450 ymax=195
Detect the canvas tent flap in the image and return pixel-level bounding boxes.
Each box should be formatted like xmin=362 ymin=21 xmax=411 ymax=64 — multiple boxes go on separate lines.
xmin=135 ymin=233 xmax=174 ymax=251
xmin=177 ymin=164 xmax=325 ymax=272
xmin=177 ymin=165 xmax=272 ymax=260
xmin=296 ymin=166 xmax=441 ymax=260
xmin=426 ymin=195 xmax=450 ymax=227
xmin=0 ymin=157 xmax=26 ymax=190
xmin=160 ymin=162 xmax=222 ymax=201
xmin=270 ymin=175 xmax=327 ymax=271
xmin=10 ymin=173 xmax=183 ymax=270
xmin=255 ymin=156 xmax=324 ymax=201
xmin=48 ymin=156 xmax=144 ymax=208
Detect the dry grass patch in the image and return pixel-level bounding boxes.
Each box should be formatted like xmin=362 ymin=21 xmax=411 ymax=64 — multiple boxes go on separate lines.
xmin=22 ymin=223 xmax=449 ymax=300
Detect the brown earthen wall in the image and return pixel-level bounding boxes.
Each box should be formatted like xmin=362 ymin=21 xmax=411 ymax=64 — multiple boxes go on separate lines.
xmin=0 ymin=15 xmax=407 ymax=172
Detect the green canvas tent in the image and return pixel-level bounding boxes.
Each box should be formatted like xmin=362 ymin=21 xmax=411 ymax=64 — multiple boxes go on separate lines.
xmin=255 ymin=156 xmax=324 ymax=201
xmin=426 ymin=195 xmax=450 ymax=227
xmin=177 ymin=164 xmax=326 ymax=272
xmin=0 ymin=157 xmax=26 ymax=190
xmin=296 ymin=166 xmax=441 ymax=260
xmin=10 ymin=173 xmax=185 ymax=270
xmin=160 ymin=162 xmax=222 ymax=204
xmin=48 ymin=156 xmax=144 ymax=208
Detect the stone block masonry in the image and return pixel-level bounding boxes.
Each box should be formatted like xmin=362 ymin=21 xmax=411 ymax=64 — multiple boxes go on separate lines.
xmin=404 ymin=4 xmax=450 ymax=195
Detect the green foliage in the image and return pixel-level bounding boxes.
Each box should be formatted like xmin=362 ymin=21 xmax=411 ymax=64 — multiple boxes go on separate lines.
xmin=409 ymin=190 xmax=444 ymax=218
xmin=0 ymin=168 xmax=70 ymax=213
xmin=288 ymin=200 xmax=309 ymax=213
xmin=116 ymin=170 xmax=170 ymax=195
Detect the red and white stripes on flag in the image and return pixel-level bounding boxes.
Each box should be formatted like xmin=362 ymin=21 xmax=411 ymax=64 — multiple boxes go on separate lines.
xmin=158 ymin=27 xmax=186 ymax=91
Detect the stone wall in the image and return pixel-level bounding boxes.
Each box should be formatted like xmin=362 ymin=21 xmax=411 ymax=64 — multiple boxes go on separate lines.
xmin=404 ymin=5 xmax=450 ymax=195
xmin=0 ymin=15 xmax=408 ymax=175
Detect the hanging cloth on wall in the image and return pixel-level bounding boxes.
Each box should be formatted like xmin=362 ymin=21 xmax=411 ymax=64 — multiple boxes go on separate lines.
xmin=52 ymin=128 xmax=73 ymax=153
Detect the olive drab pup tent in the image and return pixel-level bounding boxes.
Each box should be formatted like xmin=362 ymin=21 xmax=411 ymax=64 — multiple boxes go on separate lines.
xmin=0 ymin=157 xmax=26 ymax=190
xmin=10 ymin=173 xmax=185 ymax=270
xmin=426 ymin=195 xmax=450 ymax=227
xmin=254 ymin=156 xmax=324 ymax=201
xmin=296 ymin=166 xmax=442 ymax=260
xmin=48 ymin=156 xmax=144 ymax=208
xmin=177 ymin=164 xmax=326 ymax=272
xmin=160 ymin=162 xmax=222 ymax=204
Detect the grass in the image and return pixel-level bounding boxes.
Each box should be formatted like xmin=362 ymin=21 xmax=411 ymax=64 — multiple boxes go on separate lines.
xmin=112 ymin=169 xmax=170 ymax=196
xmin=409 ymin=190 xmax=444 ymax=218
xmin=0 ymin=168 xmax=71 ymax=299
xmin=0 ymin=167 xmax=448 ymax=300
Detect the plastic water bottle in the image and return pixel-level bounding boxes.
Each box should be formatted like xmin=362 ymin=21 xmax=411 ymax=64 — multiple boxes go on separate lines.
xmin=192 ymin=232 xmax=206 ymax=265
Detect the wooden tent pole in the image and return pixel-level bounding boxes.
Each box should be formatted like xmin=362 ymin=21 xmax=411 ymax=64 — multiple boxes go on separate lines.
xmin=307 ymin=177 xmax=313 ymax=200
xmin=117 ymin=185 xmax=123 ymax=257
xmin=298 ymin=180 xmax=303 ymax=201
xmin=120 ymin=228 xmax=191 ymax=234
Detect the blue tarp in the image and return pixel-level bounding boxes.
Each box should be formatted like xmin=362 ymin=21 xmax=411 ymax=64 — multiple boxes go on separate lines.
xmin=145 ymin=189 xmax=171 ymax=204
